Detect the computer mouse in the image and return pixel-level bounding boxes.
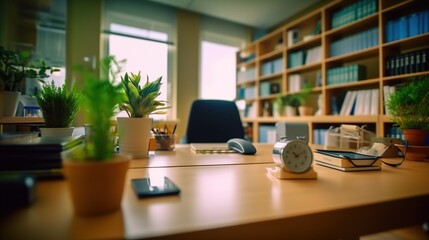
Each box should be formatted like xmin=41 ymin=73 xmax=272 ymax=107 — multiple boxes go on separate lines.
xmin=227 ymin=138 xmax=257 ymax=155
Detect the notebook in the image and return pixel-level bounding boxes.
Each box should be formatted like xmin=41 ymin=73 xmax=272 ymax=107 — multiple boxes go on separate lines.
xmin=190 ymin=143 xmax=235 ymax=154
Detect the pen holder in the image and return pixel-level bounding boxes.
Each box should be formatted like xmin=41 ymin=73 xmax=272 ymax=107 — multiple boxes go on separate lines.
xmin=154 ymin=134 xmax=175 ymax=151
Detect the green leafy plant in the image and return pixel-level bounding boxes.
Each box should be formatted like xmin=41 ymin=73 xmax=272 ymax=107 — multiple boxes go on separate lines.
xmin=295 ymin=83 xmax=312 ymax=106
xmin=69 ymin=56 xmax=124 ymax=161
xmin=275 ymin=94 xmax=300 ymax=114
xmin=36 ymin=80 xmax=82 ymax=128
xmin=0 ymin=46 xmax=58 ymax=91
xmin=386 ymin=75 xmax=429 ymax=130
xmin=119 ymin=72 xmax=168 ymax=118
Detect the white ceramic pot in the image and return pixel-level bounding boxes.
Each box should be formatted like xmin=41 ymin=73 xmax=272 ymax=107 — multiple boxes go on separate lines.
xmin=1 ymin=91 xmax=21 ymax=117
xmin=285 ymin=106 xmax=297 ymax=116
xmin=117 ymin=117 xmax=152 ymax=159
xmin=40 ymin=127 xmax=75 ymax=141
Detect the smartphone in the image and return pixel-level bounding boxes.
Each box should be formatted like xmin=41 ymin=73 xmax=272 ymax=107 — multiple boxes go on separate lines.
xmin=316 ymin=149 xmax=379 ymax=160
xmin=131 ymin=177 xmax=181 ymax=198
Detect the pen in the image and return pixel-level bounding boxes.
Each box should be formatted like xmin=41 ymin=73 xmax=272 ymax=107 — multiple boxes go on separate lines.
xmin=172 ymin=123 xmax=177 ymax=134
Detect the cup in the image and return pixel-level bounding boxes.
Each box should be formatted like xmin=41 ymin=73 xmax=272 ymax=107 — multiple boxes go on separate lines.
xmin=154 ymin=134 xmax=175 ymax=151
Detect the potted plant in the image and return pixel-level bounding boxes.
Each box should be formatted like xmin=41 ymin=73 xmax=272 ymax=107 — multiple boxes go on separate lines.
xmin=274 ymin=94 xmax=300 ymax=116
xmin=61 ymin=56 xmax=129 ymax=216
xmin=117 ymin=72 xmax=168 ymax=158
xmin=296 ymin=83 xmax=313 ymax=116
xmin=0 ymin=46 xmax=57 ymax=116
xmin=386 ymin=75 xmax=429 ymax=146
xmin=35 ymin=80 xmax=81 ymax=139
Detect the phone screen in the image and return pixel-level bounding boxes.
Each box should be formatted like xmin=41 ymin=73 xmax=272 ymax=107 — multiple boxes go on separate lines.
xmin=131 ymin=177 xmax=181 ymax=198
xmin=316 ymin=149 xmax=379 ymax=160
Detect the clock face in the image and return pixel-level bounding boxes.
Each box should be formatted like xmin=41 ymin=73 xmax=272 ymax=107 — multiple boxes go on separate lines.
xmin=282 ymin=140 xmax=313 ymax=173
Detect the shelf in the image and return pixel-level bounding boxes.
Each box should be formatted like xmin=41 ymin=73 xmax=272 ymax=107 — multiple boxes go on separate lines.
xmin=259 ymin=48 xmax=283 ymax=61
xmin=325 ymin=13 xmax=378 ymax=37
xmin=287 ymin=62 xmax=322 ymax=74
xmin=325 ymin=78 xmax=380 ymax=90
xmin=287 ymin=35 xmax=321 ymax=51
xmin=0 ymin=117 xmax=44 ymax=124
xmin=236 ymin=0 xmax=428 ymax=143
xmin=326 ymin=47 xmax=379 ymax=63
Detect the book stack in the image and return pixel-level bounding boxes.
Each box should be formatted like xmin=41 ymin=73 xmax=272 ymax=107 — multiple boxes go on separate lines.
xmin=327 ymin=64 xmax=366 ymax=85
xmin=385 ymin=10 xmax=429 ymax=43
xmin=339 ymin=89 xmax=379 ymax=116
xmin=236 ymin=67 xmax=256 ymax=84
xmin=329 ymin=27 xmax=378 ymax=57
xmin=385 ymin=49 xmax=429 ymax=77
xmin=237 ymin=86 xmax=256 ymax=100
xmin=288 ymin=46 xmax=322 ymax=69
xmin=314 ymin=149 xmax=381 ymax=172
xmin=331 ymin=0 xmax=377 ymax=29
xmin=261 ymin=58 xmax=283 ymax=76
xmin=0 ymin=134 xmax=84 ymax=178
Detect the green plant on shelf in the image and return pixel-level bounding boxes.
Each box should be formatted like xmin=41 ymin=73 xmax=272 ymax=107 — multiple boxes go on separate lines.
xmin=386 ymin=75 xmax=429 ymax=130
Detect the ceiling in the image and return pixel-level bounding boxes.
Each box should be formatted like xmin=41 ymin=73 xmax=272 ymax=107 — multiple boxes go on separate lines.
xmin=149 ymin=0 xmax=324 ymax=29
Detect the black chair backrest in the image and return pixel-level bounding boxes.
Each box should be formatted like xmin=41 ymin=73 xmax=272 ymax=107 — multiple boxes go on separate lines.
xmin=186 ymin=99 xmax=245 ymax=143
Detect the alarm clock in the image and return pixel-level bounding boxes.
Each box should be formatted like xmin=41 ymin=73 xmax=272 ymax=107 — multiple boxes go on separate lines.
xmin=272 ymin=137 xmax=313 ymax=173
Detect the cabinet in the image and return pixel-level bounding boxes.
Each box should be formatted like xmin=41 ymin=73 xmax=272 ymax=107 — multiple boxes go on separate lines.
xmin=236 ymin=0 xmax=429 ymax=144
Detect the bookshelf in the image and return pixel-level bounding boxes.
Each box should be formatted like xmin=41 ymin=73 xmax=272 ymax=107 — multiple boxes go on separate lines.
xmin=236 ymin=0 xmax=429 ymax=144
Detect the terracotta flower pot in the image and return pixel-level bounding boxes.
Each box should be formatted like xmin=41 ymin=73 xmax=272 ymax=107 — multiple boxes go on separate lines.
xmin=402 ymin=129 xmax=429 ymax=146
xmin=62 ymin=156 xmax=130 ymax=217
xmin=298 ymin=106 xmax=313 ymax=116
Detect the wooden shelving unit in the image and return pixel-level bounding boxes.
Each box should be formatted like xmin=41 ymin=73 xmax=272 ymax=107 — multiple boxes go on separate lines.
xmin=236 ymin=0 xmax=429 ymax=143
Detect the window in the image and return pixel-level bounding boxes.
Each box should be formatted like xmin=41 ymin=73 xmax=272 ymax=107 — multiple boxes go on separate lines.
xmin=199 ymin=16 xmax=249 ymax=100
xmin=200 ymin=41 xmax=238 ymax=100
xmin=107 ymin=23 xmax=170 ymax=120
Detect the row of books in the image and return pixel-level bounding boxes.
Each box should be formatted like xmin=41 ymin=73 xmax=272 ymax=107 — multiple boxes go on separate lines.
xmin=329 ymin=27 xmax=378 ymax=57
xmin=339 ymin=89 xmax=379 ymax=116
xmin=385 ymin=10 xmax=429 ymax=43
xmin=236 ymin=86 xmax=252 ymax=100
xmin=260 ymin=81 xmax=280 ymax=97
xmin=385 ymin=49 xmax=429 ymax=77
xmin=258 ymin=125 xmax=276 ymax=144
xmin=327 ymin=64 xmax=366 ymax=85
xmin=237 ymin=67 xmax=256 ymax=84
xmin=237 ymin=86 xmax=256 ymax=100
xmin=383 ymin=85 xmax=396 ymax=115
xmin=331 ymin=0 xmax=377 ymax=29
xmin=261 ymin=58 xmax=283 ymax=76
xmin=243 ymin=102 xmax=257 ymax=118
xmin=288 ymin=45 xmax=322 ymax=68
xmin=385 ymin=126 xmax=404 ymax=140
xmin=313 ymin=128 xmax=329 ymax=146
xmin=288 ymin=74 xmax=307 ymax=93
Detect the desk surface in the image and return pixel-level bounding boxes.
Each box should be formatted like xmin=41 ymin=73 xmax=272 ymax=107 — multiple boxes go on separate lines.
xmin=2 ymin=145 xmax=429 ymax=239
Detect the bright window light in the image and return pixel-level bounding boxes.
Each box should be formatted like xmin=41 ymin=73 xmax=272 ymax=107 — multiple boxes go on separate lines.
xmin=108 ymin=24 xmax=168 ymax=119
xmin=200 ymin=41 xmax=238 ymax=100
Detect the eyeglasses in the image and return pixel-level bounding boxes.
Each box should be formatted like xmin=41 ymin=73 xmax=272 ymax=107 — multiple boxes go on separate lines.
xmin=381 ymin=141 xmax=408 ymax=167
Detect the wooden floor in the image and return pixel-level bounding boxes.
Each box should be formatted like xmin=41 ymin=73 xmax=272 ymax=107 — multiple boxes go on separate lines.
xmin=361 ymin=224 xmax=429 ymax=240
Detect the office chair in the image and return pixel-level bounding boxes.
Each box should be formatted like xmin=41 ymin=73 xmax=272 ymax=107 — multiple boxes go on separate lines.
xmin=186 ymin=99 xmax=245 ymax=143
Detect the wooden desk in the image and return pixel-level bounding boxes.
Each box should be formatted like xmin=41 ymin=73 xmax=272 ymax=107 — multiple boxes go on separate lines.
xmin=2 ymin=145 xmax=429 ymax=239
xmin=130 ymin=144 xmax=274 ymax=168
xmin=0 ymin=117 xmax=44 ymax=133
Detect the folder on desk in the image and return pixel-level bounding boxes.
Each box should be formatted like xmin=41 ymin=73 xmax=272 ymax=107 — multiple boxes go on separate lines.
xmin=190 ymin=143 xmax=235 ymax=154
